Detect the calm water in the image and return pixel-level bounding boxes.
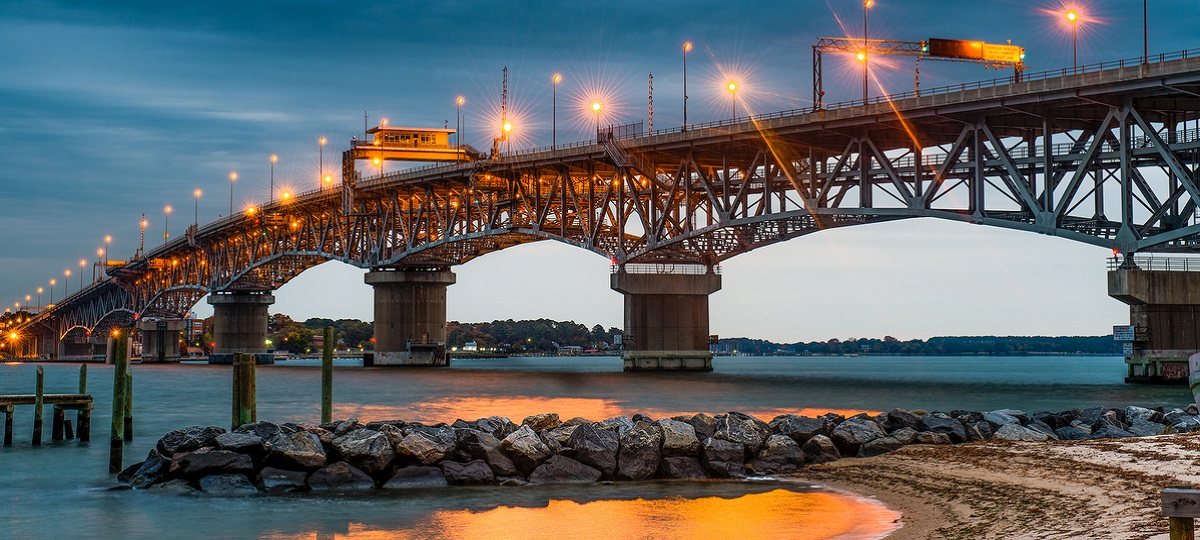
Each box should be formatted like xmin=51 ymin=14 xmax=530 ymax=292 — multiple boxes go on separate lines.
xmin=0 ymin=355 xmax=1188 ymax=539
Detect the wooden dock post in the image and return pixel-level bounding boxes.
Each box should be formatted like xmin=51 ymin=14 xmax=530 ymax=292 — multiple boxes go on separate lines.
xmin=322 ymin=326 xmax=333 ymax=424
xmin=2 ymin=405 xmax=12 ymax=446
xmin=123 ymin=371 xmax=133 ymax=441
xmin=52 ymin=407 xmax=64 ymax=441
xmin=77 ymin=364 xmax=90 ymax=442
xmin=109 ymin=331 xmax=128 ymax=474
xmin=32 ymin=365 xmax=44 ymax=445
xmin=1163 ymin=487 xmax=1200 ymax=540
xmin=231 ymin=353 xmax=256 ymax=430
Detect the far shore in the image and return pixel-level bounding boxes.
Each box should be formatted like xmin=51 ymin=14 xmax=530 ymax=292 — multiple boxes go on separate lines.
xmin=798 ymin=434 xmax=1198 ymax=539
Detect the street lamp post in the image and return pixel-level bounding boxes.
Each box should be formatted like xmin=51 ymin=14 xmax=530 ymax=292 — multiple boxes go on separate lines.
xmin=1066 ymin=9 xmax=1080 ymax=72
xmin=319 ymin=137 xmax=327 ymax=189
xmin=36 ymin=288 xmax=42 ymax=311
xmin=455 ymin=96 xmax=465 ymax=155
xmin=726 ymin=81 xmax=738 ymax=119
xmin=228 ymin=171 xmax=238 ymax=216
xmin=163 ymin=205 xmax=173 ymax=245
xmin=48 ymin=280 xmax=55 ymax=305
xmin=682 ymin=41 xmax=692 ymax=131
xmin=551 ymin=75 xmax=561 ymax=150
xmin=96 ymin=248 xmax=105 ymax=281
xmin=270 ymin=154 xmax=278 ymax=200
xmin=591 ymin=101 xmax=602 ymax=141
xmin=1142 ymin=0 xmax=1148 ymax=65
xmin=863 ymin=0 xmax=874 ymax=103
xmin=193 ymin=189 xmax=202 ymax=227
xmin=104 ymin=235 xmax=111 ymax=267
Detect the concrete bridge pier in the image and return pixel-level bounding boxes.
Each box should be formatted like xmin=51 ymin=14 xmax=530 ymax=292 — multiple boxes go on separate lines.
xmin=136 ymin=318 xmax=185 ymax=363
xmin=365 ymin=268 xmax=455 ymax=367
xmin=612 ymin=268 xmax=722 ymax=372
xmin=208 ymin=292 xmax=275 ymax=365
xmin=1109 ymin=265 xmax=1200 ymax=383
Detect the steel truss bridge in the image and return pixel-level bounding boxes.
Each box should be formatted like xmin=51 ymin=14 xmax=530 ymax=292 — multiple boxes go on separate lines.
xmin=13 ymin=49 xmax=1200 ymax=345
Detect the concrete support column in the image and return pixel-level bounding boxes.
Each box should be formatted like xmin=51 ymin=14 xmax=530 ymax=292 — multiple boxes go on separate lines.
xmin=135 ymin=318 xmax=185 ymax=363
xmin=612 ymin=269 xmax=722 ymax=372
xmin=208 ymin=292 xmax=275 ymax=365
xmin=365 ymin=268 xmax=455 ymax=367
xmin=1109 ymin=267 xmax=1200 ymax=383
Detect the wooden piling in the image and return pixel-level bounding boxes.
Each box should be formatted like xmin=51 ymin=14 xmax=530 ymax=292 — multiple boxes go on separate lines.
xmin=109 ymin=332 xmax=128 ymax=474
xmin=32 ymin=365 xmax=43 ymax=445
xmin=231 ymin=353 xmax=256 ymax=430
xmin=322 ymin=326 xmax=333 ymax=424
xmin=51 ymin=407 xmax=64 ymax=441
xmin=2 ymin=405 xmax=12 ymax=446
xmin=77 ymin=364 xmax=89 ymax=442
xmin=64 ymin=418 xmax=74 ymax=440
xmin=123 ymin=371 xmax=133 ymax=441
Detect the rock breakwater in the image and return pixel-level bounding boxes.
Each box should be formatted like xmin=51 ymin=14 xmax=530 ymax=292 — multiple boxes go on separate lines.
xmin=118 ymin=404 xmax=1200 ymax=494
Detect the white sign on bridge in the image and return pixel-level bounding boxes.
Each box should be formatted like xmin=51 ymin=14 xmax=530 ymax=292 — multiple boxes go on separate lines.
xmin=1114 ymin=325 xmax=1136 ymax=342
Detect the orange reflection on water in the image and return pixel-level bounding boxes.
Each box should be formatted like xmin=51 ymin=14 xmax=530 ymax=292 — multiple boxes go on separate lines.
xmin=266 ymin=489 xmax=899 ymax=540
xmin=331 ymin=398 xmax=877 ymax=425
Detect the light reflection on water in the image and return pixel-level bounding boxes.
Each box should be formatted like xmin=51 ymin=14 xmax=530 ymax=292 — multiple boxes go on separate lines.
xmin=260 ymin=488 xmax=899 ymax=540
xmin=0 ymin=354 xmax=1187 ymax=538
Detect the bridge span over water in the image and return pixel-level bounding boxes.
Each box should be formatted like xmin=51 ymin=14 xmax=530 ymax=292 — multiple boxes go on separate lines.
xmin=10 ymin=50 xmax=1200 ymax=378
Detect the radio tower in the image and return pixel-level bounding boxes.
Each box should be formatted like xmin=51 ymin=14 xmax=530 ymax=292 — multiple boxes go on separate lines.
xmin=648 ymin=72 xmax=654 ymax=133
xmin=137 ymin=212 xmax=147 ymax=258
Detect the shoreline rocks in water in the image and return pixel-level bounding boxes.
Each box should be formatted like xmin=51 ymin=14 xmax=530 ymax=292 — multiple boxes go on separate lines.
xmin=119 ymin=404 xmax=1200 ymax=494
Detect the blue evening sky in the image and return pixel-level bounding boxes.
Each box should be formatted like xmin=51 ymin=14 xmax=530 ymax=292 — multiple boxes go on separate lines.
xmin=2 ymin=1 xmax=1197 ymax=341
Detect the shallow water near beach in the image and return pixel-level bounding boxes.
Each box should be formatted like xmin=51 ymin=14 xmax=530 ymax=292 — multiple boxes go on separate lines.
xmin=0 ymin=354 xmax=1187 ymax=538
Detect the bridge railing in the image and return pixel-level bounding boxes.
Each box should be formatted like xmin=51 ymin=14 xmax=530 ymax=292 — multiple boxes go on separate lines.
xmin=614 ymin=263 xmax=721 ymax=275
xmin=1109 ymin=256 xmax=1200 ymax=272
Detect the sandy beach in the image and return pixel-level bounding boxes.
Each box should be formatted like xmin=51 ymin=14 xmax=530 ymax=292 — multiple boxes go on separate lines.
xmin=799 ymin=434 xmax=1200 ymax=539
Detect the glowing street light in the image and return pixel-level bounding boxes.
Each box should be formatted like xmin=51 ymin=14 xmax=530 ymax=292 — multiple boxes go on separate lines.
xmin=270 ymin=154 xmax=278 ymax=200
xmin=372 ymin=156 xmax=383 ymax=177
xmin=281 ymin=191 xmax=292 ymax=202
xmin=551 ymin=74 xmax=562 ymax=150
xmin=323 ymin=174 xmax=333 ymax=187
xmin=1066 ymin=9 xmax=1081 ymax=72
xmin=591 ymin=101 xmax=602 ymax=140
xmin=193 ymin=188 xmax=202 ymax=227
xmin=103 ymin=234 xmax=112 ymax=267
xmin=682 ymin=41 xmax=693 ymax=131
xmin=228 ymin=171 xmax=238 ymax=216
xmin=48 ymin=279 xmax=55 ymax=305
xmin=36 ymin=287 xmax=42 ymax=311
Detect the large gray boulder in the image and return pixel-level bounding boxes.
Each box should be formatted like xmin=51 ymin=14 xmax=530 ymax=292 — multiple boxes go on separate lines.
xmin=382 ymin=466 xmax=448 ymax=490
xmin=215 ymin=432 xmax=264 ymax=458
xmin=1054 ymin=425 xmax=1090 ymax=440
xmin=768 ymin=415 xmax=828 ymax=445
xmin=617 ymin=422 xmax=662 ymax=480
xmin=883 ymin=409 xmax=923 ymax=432
xmin=701 ymin=437 xmax=745 ymax=478
xmin=1124 ymin=406 xmax=1162 ymax=424
xmin=394 ymin=431 xmax=454 ymax=465
xmin=963 ymin=421 xmax=993 ymax=441
xmin=658 ymin=419 xmax=701 ymax=456
xmin=1090 ymin=425 xmax=1136 ymax=439
xmin=455 ymin=429 xmax=519 ymax=477
xmin=502 ymin=425 xmax=553 ymax=475
xmin=1126 ymin=419 xmax=1165 ymax=437
xmin=1024 ymin=420 xmax=1060 ymax=440
xmin=566 ymin=424 xmax=619 ymax=478
xmin=829 ymin=417 xmax=887 ymax=456
xmin=658 ymin=456 xmax=708 ymax=479
xmin=129 ymin=450 xmax=170 ymax=488
xmin=179 ymin=449 xmax=254 ymax=478
xmin=801 ymin=434 xmax=841 ymax=464
xmin=889 ymin=427 xmax=918 ymax=445
xmin=913 ymin=431 xmax=951 ymax=445
xmin=332 ymin=429 xmax=395 ymax=477
xmin=469 ymin=416 xmax=519 ymax=439
xmin=199 ymin=473 xmax=258 ymax=496
xmin=264 ymin=431 xmax=327 ymax=470
xmin=599 ymin=416 xmax=635 ymax=435
xmin=982 ymin=410 xmax=1022 ymax=428
xmin=234 ymin=421 xmax=283 ymax=440
xmin=308 ymin=462 xmax=376 ymax=492
xmin=258 ymin=467 xmax=308 ymax=493
xmin=684 ymin=413 xmax=717 ymax=439
xmin=543 ymin=424 xmax=580 ymax=448
xmin=522 ymin=413 xmax=562 ymax=432
xmin=919 ymin=414 xmax=966 ymax=443
xmin=992 ymin=423 xmax=1048 ymax=442
xmin=441 ymin=460 xmax=496 ymax=485
xmin=157 ymin=426 xmax=227 ymax=456
xmin=528 ymin=455 xmax=602 ymax=484
xmin=714 ymin=412 xmax=772 ymax=456
xmin=858 ymin=436 xmax=905 ymax=457
xmin=748 ymin=434 xmax=804 ymax=474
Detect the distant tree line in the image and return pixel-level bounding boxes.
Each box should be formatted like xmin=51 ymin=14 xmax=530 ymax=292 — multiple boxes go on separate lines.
xmin=447 ymin=319 xmax=622 ymax=353
xmin=713 ymin=335 xmax=1123 ymax=356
